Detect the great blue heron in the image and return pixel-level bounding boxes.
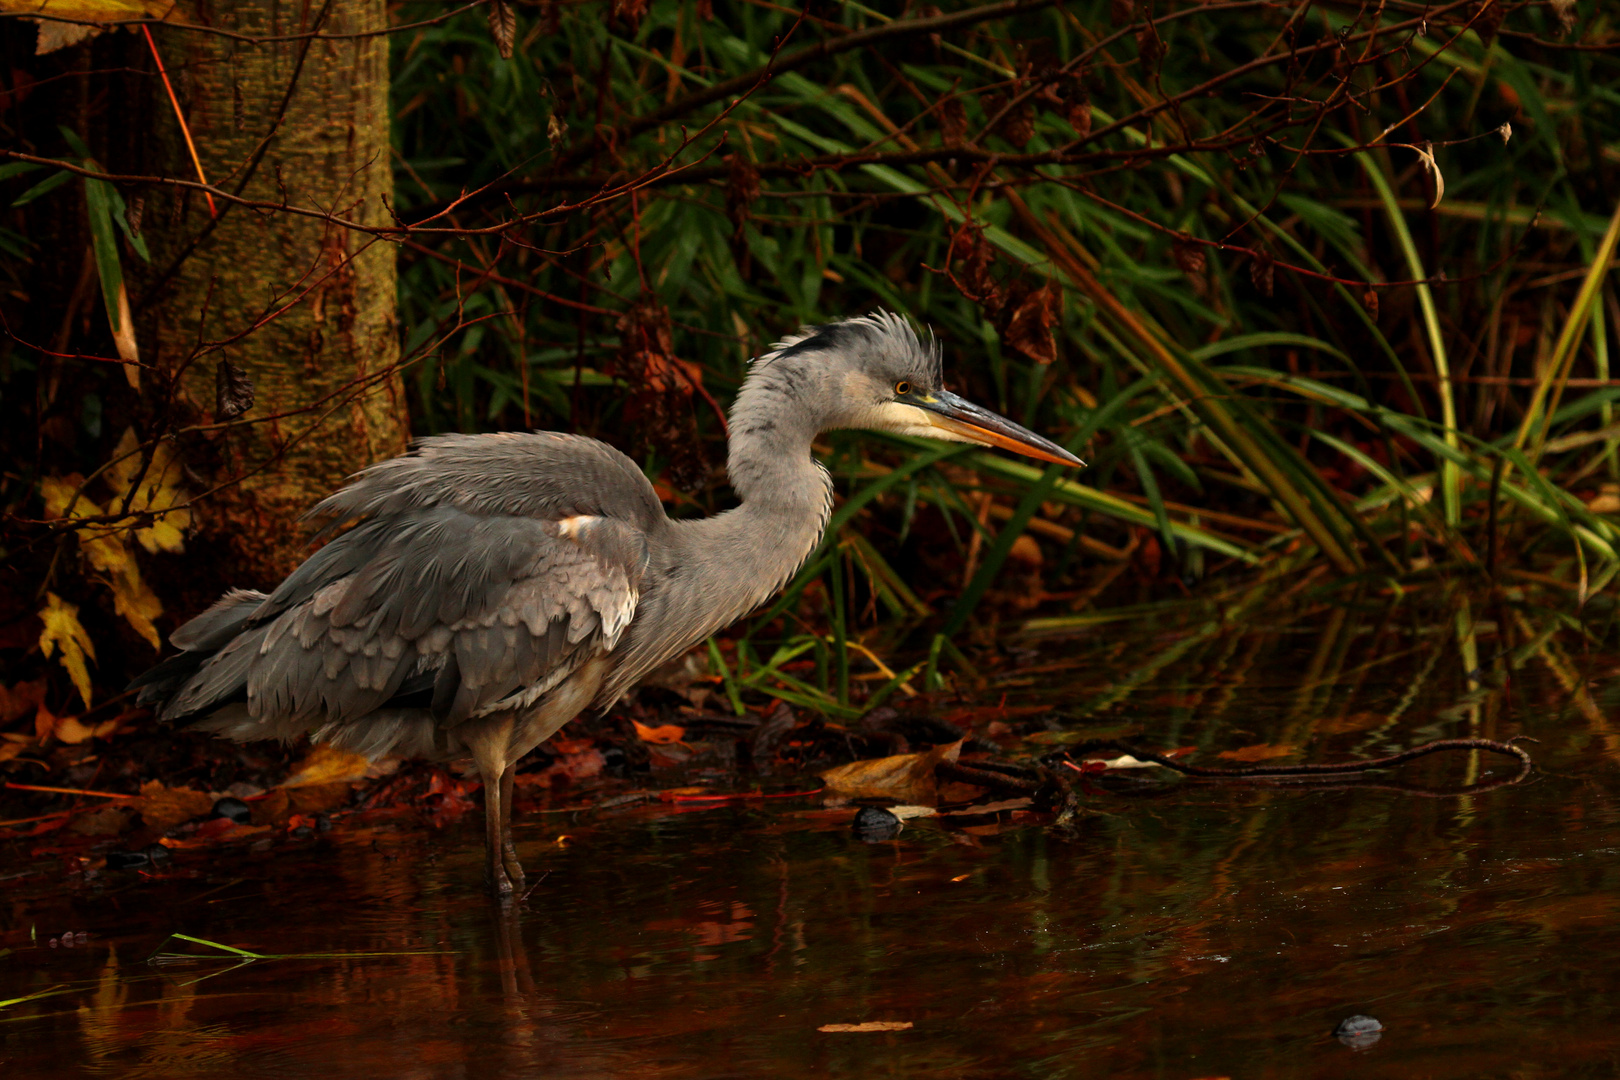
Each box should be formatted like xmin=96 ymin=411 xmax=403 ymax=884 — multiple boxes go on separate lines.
xmin=133 ymin=313 xmax=1082 ymax=893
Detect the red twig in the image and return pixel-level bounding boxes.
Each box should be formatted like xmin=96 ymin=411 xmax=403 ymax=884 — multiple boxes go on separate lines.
xmin=142 ymin=25 xmax=215 ymax=218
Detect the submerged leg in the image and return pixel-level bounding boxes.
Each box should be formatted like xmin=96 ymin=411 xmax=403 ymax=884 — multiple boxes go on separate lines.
xmin=465 ymin=720 xmax=516 ymax=896
xmin=499 ymin=763 xmax=525 ymax=890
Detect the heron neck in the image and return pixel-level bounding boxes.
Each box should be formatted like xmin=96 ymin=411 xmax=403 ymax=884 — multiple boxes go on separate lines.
xmin=725 ymin=353 xmax=832 ymax=509
xmin=662 ymin=357 xmax=836 ymax=627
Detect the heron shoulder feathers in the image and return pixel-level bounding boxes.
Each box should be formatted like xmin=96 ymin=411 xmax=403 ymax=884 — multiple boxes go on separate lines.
xmin=306 ymin=431 xmax=666 ymax=534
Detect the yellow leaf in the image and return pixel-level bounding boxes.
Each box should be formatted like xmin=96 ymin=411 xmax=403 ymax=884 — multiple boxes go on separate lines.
xmin=109 ymin=562 xmax=163 ymax=649
xmin=38 ymin=592 xmax=95 ymax=708
xmin=53 ymin=713 xmax=119 ymax=744
xmin=0 ymin=0 xmax=171 ymax=17
xmin=3 ymin=0 xmax=177 ymax=52
xmin=40 ymin=472 xmax=133 ymax=574
xmin=80 ymin=525 xmax=132 ymax=575
xmin=39 ymin=473 xmax=96 ymax=520
xmin=818 ymin=1022 xmax=913 ymax=1033
xmin=282 ymin=744 xmax=372 ymax=787
xmin=107 ymin=427 xmax=191 ymax=554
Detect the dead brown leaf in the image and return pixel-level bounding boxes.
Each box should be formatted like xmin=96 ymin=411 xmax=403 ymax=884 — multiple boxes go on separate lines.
xmin=135 ymin=780 xmax=213 ymax=831
xmin=819 ymin=739 xmax=963 ymax=804
xmin=69 ymin=803 xmax=135 ymax=836
xmin=255 ymin=788 xmax=291 ymax=827
xmin=818 ymin=1022 xmax=913 ymax=1033
xmin=287 ymin=782 xmax=353 ymax=816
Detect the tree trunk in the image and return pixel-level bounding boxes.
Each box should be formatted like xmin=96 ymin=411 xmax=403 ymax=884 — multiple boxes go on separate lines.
xmin=141 ymin=0 xmax=406 ymax=584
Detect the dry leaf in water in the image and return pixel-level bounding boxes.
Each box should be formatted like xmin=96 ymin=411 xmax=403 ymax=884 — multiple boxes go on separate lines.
xmin=818 ymin=1022 xmax=914 ymax=1033
xmin=819 ymin=739 xmax=962 ymax=804
xmin=70 ymin=804 xmax=135 ymax=836
xmin=1084 ymin=754 xmax=1163 ymax=770
xmin=136 ymin=780 xmax=213 ymax=831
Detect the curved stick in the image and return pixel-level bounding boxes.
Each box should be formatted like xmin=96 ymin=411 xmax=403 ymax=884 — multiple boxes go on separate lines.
xmin=1057 ymin=736 xmax=1535 ymax=777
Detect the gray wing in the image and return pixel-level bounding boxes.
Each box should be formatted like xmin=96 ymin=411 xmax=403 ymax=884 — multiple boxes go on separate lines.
xmin=153 ymin=433 xmax=658 ymax=738
xmin=306 ymin=431 xmax=665 ymax=536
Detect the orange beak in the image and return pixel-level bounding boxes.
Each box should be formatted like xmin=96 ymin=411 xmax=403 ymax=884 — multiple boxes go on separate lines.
xmin=908 ymin=390 xmax=1084 ymax=467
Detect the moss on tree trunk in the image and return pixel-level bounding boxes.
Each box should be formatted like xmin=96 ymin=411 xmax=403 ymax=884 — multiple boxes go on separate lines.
xmin=143 ymin=0 xmax=406 ymax=584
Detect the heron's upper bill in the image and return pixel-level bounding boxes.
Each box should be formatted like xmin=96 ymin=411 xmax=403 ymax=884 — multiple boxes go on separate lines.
xmin=898 ymin=390 xmax=1084 ymax=467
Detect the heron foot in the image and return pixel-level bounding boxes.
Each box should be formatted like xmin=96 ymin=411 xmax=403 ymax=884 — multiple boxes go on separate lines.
xmin=487 ymin=856 xmax=516 ymax=896
xmin=502 ymin=839 xmax=527 ymax=891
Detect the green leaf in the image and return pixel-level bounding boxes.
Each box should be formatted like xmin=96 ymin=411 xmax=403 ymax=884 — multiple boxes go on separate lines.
xmin=83 ymin=173 xmax=125 ymax=333
xmin=10 ymin=169 xmax=73 ymax=207
xmin=0 ymin=161 xmax=43 ymax=182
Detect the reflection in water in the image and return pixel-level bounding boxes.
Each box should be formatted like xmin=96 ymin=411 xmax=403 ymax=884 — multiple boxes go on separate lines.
xmin=4 ymin=606 xmax=1620 ymax=1078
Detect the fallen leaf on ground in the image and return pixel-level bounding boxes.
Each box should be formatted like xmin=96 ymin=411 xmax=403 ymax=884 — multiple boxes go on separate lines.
xmin=819 ymin=740 xmax=962 ymax=804
xmin=288 ymin=783 xmax=353 ymax=815
xmin=69 ymin=804 xmax=134 ymax=836
xmin=51 ymin=713 xmax=120 ymax=745
xmin=818 ymin=1022 xmax=913 ymax=1033
xmin=135 ymin=780 xmax=213 ymax=831
xmin=282 ymin=744 xmax=371 ymax=787
xmin=1216 ymin=743 xmax=1296 ymax=763
xmin=633 ymin=720 xmax=687 ymax=744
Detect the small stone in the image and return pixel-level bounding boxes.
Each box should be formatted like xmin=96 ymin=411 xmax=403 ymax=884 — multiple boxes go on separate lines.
xmin=291 ymin=825 xmax=314 ymax=839
xmin=211 ymin=796 xmax=253 ymax=825
xmin=143 ymin=843 xmax=172 ymax=864
xmin=105 ymin=849 xmax=151 ymax=870
xmin=1334 ymin=1014 xmax=1383 ymax=1049
xmin=852 ymin=806 xmax=903 ymax=842
xmin=315 ymin=814 xmax=333 ymax=832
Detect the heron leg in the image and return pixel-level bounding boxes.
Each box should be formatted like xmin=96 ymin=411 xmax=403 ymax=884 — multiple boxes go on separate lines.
xmin=466 ymin=721 xmax=516 ymax=896
xmin=499 ymin=764 xmax=526 ymax=890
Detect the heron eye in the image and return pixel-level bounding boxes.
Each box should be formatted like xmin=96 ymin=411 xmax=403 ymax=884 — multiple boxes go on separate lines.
xmin=894 ymin=381 xmax=911 ymax=396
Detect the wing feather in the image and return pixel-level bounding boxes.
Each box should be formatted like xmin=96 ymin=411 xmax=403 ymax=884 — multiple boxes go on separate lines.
xmin=162 ymin=508 xmax=648 ymax=732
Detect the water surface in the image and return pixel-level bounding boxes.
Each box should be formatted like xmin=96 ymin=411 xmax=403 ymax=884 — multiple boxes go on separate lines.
xmin=4 ymin=606 xmax=1618 ymax=1078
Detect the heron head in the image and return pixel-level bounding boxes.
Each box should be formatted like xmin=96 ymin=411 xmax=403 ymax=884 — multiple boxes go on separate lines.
xmin=757 ymin=312 xmax=1083 ymax=468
